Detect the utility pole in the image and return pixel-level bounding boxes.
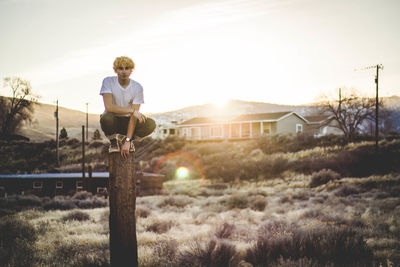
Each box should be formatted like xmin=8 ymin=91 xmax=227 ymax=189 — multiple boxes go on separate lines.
xmin=86 ymin=103 xmax=89 ymax=141
xmin=82 ymin=125 xmax=85 ymax=178
xmin=55 ymin=100 xmax=60 ymax=166
xmin=356 ymin=64 xmax=383 ymax=152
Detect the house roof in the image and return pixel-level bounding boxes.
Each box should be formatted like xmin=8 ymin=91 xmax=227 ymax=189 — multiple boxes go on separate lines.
xmin=304 ymin=115 xmax=331 ymax=123
xmin=180 ymin=117 xmax=219 ymax=125
xmin=179 ymin=111 xmax=310 ymax=126
xmin=232 ymin=111 xmax=293 ymax=122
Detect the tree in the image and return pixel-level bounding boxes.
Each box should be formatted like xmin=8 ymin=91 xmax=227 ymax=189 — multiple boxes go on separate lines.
xmin=60 ymin=127 xmax=68 ymax=139
xmin=0 ymin=77 xmax=39 ymax=137
xmin=92 ymin=129 xmax=102 ymax=140
xmin=319 ymin=88 xmax=379 ymax=142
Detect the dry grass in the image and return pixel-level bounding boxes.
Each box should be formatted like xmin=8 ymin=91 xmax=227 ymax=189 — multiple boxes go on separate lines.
xmin=2 ymin=172 xmax=399 ymax=266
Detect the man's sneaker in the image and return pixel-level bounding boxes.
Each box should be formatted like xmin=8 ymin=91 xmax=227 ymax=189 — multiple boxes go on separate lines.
xmin=107 ymin=134 xmax=123 ymax=153
xmin=108 ymin=136 xmax=120 ymax=153
xmin=128 ymin=141 xmax=135 ymax=152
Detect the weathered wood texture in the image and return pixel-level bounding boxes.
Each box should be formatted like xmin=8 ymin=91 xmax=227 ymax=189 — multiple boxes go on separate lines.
xmin=108 ymin=152 xmax=138 ymax=267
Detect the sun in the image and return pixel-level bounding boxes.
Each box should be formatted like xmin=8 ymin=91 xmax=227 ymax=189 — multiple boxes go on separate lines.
xmin=176 ymin=166 xmax=189 ymax=180
xmin=210 ymin=96 xmax=230 ymax=108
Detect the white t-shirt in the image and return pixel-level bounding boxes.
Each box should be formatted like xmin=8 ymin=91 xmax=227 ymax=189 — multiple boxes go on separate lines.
xmin=100 ymin=76 xmax=144 ymax=116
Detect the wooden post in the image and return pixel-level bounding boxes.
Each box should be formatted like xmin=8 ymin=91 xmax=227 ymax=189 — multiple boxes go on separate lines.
xmin=108 ymin=152 xmax=138 ymax=267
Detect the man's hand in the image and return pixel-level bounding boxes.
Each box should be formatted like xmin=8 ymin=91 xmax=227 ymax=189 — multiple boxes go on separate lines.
xmin=133 ymin=110 xmax=146 ymax=123
xmin=121 ymin=141 xmax=130 ymax=158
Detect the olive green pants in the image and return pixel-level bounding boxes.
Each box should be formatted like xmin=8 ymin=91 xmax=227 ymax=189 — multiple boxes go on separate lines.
xmin=100 ymin=112 xmax=156 ymax=138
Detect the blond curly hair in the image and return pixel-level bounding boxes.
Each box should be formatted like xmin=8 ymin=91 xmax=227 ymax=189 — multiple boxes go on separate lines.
xmin=113 ymin=56 xmax=135 ymax=70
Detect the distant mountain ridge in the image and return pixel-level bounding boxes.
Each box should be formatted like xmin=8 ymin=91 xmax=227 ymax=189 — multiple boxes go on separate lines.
xmin=12 ymin=96 xmax=400 ymax=141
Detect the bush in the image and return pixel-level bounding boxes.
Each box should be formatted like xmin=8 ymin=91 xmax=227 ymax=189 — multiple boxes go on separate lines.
xmin=136 ymin=206 xmax=151 ymax=218
xmin=72 ymin=191 xmax=93 ymax=200
xmin=15 ymin=194 xmax=43 ymax=208
xmin=43 ymin=199 xmax=77 ymax=211
xmin=157 ymin=196 xmax=193 ymax=208
xmin=66 ymin=138 xmax=80 ymax=147
xmin=245 ymin=222 xmax=373 ymax=266
xmin=75 ymin=198 xmax=107 ymax=209
xmin=249 ymin=196 xmax=268 ymax=211
xmin=62 ymin=211 xmax=91 ymax=222
xmin=0 ymin=216 xmax=37 ymax=266
xmin=176 ymin=239 xmax=236 ymax=267
xmin=226 ymin=194 xmax=248 ymax=209
xmin=146 ymin=220 xmax=175 ymax=234
xmin=215 ymin=223 xmax=235 ymax=239
xmin=52 ymin=240 xmax=109 ymax=266
xmin=334 ymin=184 xmax=360 ymax=197
xmin=309 ymin=169 xmax=341 ymax=188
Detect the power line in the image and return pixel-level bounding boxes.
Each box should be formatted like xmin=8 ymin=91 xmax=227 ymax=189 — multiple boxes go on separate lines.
xmin=356 ymin=64 xmax=384 ymax=152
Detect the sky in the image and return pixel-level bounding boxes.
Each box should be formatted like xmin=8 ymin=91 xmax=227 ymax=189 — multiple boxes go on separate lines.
xmin=0 ymin=0 xmax=399 ymax=114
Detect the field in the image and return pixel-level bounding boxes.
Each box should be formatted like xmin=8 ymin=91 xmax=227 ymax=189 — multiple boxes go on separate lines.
xmin=1 ymin=135 xmax=400 ymax=266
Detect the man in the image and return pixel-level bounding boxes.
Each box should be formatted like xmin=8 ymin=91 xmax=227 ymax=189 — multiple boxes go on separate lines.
xmin=100 ymin=56 xmax=156 ymax=157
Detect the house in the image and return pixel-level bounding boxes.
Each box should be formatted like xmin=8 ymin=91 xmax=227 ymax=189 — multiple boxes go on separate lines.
xmin=0 ymin=171 xmax=164 ymax=197
xmin=178 ymin=111 xmax=310 ymax=140
xmin=304 ymin=115 xmax=343 ymax=137
xmin=152 ymin=121 xmax=179 ymax=139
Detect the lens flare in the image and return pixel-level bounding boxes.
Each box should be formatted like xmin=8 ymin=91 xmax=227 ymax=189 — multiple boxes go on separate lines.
xmin=176 ymin=166 xmax=189 ymax=179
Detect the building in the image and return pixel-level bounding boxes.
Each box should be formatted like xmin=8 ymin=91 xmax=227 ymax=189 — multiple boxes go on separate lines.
xmin=178 ymin=111 xmax=310 ymax=140
xmin=0 ymin=171 xmax=164 ymax=197
xmin=152 ymin=121 xmax=179 ymax=139
xmin=304 ymin=115 xmax=343 ymax=137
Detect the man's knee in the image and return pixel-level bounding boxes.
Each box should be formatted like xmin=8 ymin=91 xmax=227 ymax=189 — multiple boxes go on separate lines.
xmin=135 ymin=117 xmax=156 ymax=138
xmin=100 ymin=112 xmax=117 ymax=135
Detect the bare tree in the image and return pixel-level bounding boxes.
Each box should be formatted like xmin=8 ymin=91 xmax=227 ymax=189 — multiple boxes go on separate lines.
xmin=319 ymin=88 xmax=379 ymax=141
xmin=0 ymin=77 xmax=39 ymax=137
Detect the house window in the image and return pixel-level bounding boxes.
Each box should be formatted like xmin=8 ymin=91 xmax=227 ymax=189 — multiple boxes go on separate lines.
xmin=56 ymin=181 xmax=63 ymax=189
xmin=163 ymin=129 xmax=167 ymax=134
xmin=210 ymin=126 xmax=223 ymax=137
xmin=76 ymin=181 xmax=83 ymax=189
xmin=33 ymin=181 xmax=43 ymax=189
xmin=97 ymin=187 xmax=108 ymax=194
xmin=296 ymin=124 xmax=303 ymax=133
xmin=169 ymin=129 xmax=176 ymax=135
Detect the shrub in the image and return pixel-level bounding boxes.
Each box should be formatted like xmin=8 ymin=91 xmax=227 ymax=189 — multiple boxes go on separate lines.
xmin=72 ymin=191 xmax=93 ymax=200
xmin=15 ymin=194 xmax=43 ymax=208
xmin=176 ymin=239 xmax=236 ymax=267
xmin=334 ymin=184 xmax=360 ymax=197
xmin=141 ymin=239 xmax=178 ymax=267
xmin=62 ymin=211 xmax=91 ymax=222
xmin=309 ymin=169 xmax=341 ymax=188
xmin=136 ymin=206 xmax=151 ymax=218
xmin=52 ymin=239 xmax=109 ymax=266
xmin=291 ymin=191 xmax=311 ymax=201
xmin=0 ymin=215 xmax=37 ymax=266
xmin=146 ymin=220 xmax=175 ymax=234
xmin=215 ymin=223 xmax=235 ymax=239
xmin=157 ymin=196 xmax=193 ymax=208
xmin=246 ymin=223 xmax=373 ymax=266
xmin=43 ymin=199 xmax=77 ymax=210
xmin=249 ymin=196 xmax=268 ymax=211
xmin=66 ymin=138 xmax=80 ymax=147
xmin=75 ymin=198 xmax=107 ymax=209
xmin=279 ymin=195 xmax=293 ymax=204
xmin=226 ymin=194 xmax=248 ymax=209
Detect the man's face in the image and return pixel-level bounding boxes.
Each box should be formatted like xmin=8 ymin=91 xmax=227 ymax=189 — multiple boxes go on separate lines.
xmin=115 ymin=65 xmax=133 ymax=79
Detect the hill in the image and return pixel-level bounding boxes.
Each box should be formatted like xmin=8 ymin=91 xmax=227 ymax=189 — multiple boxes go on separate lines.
xmin=17 ymin=103 xmax=103 ymax=142
xmin=15 ymin=96 xmax=400 ymax=141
